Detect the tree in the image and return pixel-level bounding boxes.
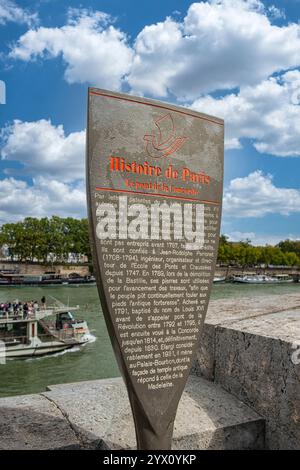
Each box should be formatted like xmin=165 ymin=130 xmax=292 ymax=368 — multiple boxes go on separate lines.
xmin=217 ymin=235 xmax=300 ymax=268
xmin=277 ymin=240 xmax=300 ymax=257
xmin=0 ymin=216 xmax=92 ymax=264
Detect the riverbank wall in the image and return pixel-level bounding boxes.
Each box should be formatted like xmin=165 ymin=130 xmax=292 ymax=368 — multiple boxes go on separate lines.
xmin=0 ymin=293 xmax=299 ymax=449
xmin=1 ymin=260 xmax=299 ymax=281
xmin=215 ymin=265 xmax=300 ymax=281
xmin=0 ymin=260 xmax=90 ymax=277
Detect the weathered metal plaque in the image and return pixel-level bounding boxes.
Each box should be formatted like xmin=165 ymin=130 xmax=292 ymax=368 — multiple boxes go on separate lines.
xmin=86 ymin=88 xmax=224 ymax=449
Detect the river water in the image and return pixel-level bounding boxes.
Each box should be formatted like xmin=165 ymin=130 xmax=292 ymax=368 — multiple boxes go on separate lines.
xmin=0 ymin=282 xmax=299 ymax=397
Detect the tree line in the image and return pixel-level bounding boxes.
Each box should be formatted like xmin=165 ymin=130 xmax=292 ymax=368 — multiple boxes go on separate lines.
xmin=0 ymin=217 xmax=91 ymax=264
xmin=218 ymin=235 xmax=300 ymax=267
xmin=0 ymin=217 xmax=299 ymax=267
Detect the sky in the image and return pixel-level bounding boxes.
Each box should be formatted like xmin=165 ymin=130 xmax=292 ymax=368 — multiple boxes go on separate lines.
xmin=0 ymin=0 xmax=300 ymax=246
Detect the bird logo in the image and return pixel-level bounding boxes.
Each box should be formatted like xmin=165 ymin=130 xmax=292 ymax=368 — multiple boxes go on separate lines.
xmin=144 ymin=113 xmax=187 ymax=158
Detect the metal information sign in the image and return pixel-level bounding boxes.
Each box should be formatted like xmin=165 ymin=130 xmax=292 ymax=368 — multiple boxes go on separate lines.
xmin=86 ymin=88 xmax=224 ymax=449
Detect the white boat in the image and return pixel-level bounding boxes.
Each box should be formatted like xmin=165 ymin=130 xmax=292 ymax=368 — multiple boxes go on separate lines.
xmin=0 ymin=302 xmax=92 ymax=358
xmin=273 ymin=274 xmax=294 ymax=283
xmin=232 ymin=274 xmax=293 ymax=284
xmin=213 ymin=276 xmax=226 ymax=283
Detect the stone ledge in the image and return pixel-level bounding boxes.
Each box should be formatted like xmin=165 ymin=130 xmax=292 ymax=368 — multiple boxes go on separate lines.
xmin=0 ymin=376 xmax=264 ymax=450
xmin=0 ymin=394 xmax=83 ymax=449
xmin=191 ymin=294 xmax=300 ymax=450
xmin=192 ymin=293 xmax=300 ymax=380
xmin=214 ymin=311 xmax=300 ymax=449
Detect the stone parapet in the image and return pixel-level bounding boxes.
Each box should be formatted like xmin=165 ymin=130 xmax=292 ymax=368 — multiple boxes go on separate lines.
xmin=191 ymin=293 xmax=300 ymax=449
xmin=0 ymin=377 xmax=264 ymax=450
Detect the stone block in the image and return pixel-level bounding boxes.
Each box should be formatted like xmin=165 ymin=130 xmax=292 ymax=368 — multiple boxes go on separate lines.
xmin=44 ymin=376 xmax=264 ymax=450
xmin=0 ymin=394 xmax=82 ymax=449
xmin=191 ymin=293 xmax=300 ymax=383
xmin=213 ymin=309 xmax=300 ymax=449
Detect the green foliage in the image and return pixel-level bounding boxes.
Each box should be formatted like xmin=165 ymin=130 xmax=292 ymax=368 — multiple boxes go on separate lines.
xmin=217 ymin=236 xmax=300 ymax=267
xmin=277 ymin=240 xmax=300 ymax=257
xmin=0 ymin=216 xmax=91 ymax=264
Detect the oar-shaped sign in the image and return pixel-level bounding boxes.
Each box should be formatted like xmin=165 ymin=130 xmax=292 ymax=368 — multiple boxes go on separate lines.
xmin=86 ymin=88 xmax=224 ymax=450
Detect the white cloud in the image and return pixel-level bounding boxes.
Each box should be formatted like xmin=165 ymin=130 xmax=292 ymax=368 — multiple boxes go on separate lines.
xmin=225 ymin=231 xmax=300 ymax=246
xmin=223 ymin=170 xmax=300 ymax=217
xmin=1 ymin=119 xmax=85 ymax=182
xmin=267 ymin=5 xmax=285 ymax=20
xmin=0 ymin=0 xmax=38 ymax=26
xmin=9 ymin=2 xmax=300 ymax=98
xmin=10 ymin=8 xmax=133 ymax=90
xmin=0 ymin=177 xmax=86 ymax=224
xmin=191 ymin=71 xmax=300 ymax=156
xmin=225 ymin=231 xmax=256 ymax=242
xmin=128 ymin=0 xmax=300 ymax=99
xmin=0 ymin=117 xmax=87 ymax=222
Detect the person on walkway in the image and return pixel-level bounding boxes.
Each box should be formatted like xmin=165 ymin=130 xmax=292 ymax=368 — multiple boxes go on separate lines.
xmin=41 ymin=296 xmax=46 ymax=309
xmin=23 ymin=303 xmax=28 ymax=319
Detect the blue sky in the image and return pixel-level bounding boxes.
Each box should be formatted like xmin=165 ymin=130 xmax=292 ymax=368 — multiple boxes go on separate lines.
xmin=0 ymin=0 xmax=300 ymax=245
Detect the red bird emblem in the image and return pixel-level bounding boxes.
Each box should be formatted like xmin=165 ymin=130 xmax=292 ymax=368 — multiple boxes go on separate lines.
xmin=144 ymin=113 xmax=187 ymax=158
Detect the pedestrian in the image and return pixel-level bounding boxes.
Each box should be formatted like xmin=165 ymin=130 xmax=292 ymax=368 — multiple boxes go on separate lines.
xmin=41 ymin=296 xmax=46 ymax=309
xmin=23 ymin=303 xmax=28 ymax=319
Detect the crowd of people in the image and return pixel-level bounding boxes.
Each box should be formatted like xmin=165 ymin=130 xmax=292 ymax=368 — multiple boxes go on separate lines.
xmin=0 ymin=296 xmax=46 ymax=319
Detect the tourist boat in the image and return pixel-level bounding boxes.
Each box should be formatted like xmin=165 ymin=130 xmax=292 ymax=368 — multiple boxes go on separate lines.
xmin=272 ymin=274 xmax=294 ymax=283
xmin=0 ymin=301 xmax=92 ymax=358
xmin=232 ymin=274 xmax=293 ymax=284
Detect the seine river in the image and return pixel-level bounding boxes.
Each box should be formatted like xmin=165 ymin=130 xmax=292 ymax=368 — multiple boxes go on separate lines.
xmin=0 ymin=282 xmax=299 ymax=397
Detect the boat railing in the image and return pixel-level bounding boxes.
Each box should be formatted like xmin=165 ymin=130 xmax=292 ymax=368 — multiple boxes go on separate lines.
xmin=0 ymin=335 xmax=28 ymax=345
xmin=0 ymin=305 xmax=79 ymax=322
xmin=58 ymin=328 xmax=77 ymax=341
xmin=39 ymin=319 xmax=78 ymax=343
xmin=38 ymin=332 xmax=64 ymax=343
xmin=44 ymin=327 xmax=78 ymax=343
xmin=0 ymin=311 xmax=38 ymax=322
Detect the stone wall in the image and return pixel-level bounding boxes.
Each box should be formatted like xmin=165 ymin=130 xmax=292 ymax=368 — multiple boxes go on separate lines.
xmin=0 ymin=261 xmax=90 ymax=277
xmin=191 ymin=293 xmax=300 ymax=449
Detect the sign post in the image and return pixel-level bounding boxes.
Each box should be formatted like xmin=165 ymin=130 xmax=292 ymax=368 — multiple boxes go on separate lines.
xmin=86 ymin=88 xmax=224 ymax=450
